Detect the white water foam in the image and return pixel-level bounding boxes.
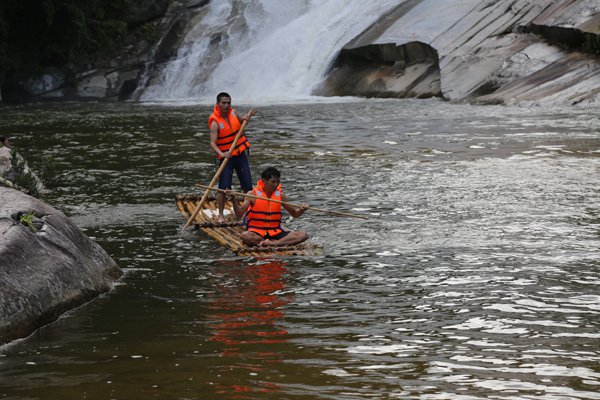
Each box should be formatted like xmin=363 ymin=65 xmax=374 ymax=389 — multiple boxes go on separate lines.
xmin=140 ymin=0 xmax=401 ymax=102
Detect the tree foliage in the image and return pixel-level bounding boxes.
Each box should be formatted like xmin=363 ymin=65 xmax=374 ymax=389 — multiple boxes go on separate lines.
xmin=0 ymin=0 xmax=135 ymax=76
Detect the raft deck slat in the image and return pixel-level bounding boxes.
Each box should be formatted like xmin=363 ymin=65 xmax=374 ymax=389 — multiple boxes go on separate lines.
xmin=176 ymin=194 xmax=321 ymax=257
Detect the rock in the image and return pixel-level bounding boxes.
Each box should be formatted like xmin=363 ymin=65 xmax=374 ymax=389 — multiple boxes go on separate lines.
xmin=319 ymin=0 xmax=600 ymax=105
xmin=2 ymin=151 xmax=45 ymax=197
xmin=183 ymin=0 xmax=210 ymax=9
xmin=316 ymin=41 xmax=441 ymax=98
xmin=0 ymin=187 xmax=122 ymax=345
xmin=118 ymin=78 xmax=140 ymax=100
xmin=477 ymin=52 xmax=600 ymax=106
xmin=22 ymin=70 xmax=66 ymax=97
xmin=0 ymin=146 xmax=11 ymax=176
xmin=127 ymin=0 xmax=171 ymax=28
xmin=154 ymin=16 xmax=191 ymax=63
xmin=76 ymin=74 xmax=108 ymax=98
xmin=1 ymin=70 xmax=67 ymax=102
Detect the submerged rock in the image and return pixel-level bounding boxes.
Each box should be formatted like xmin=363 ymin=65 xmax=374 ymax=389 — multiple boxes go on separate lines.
xmin=0 ymin=187 xmax=122 ymax=345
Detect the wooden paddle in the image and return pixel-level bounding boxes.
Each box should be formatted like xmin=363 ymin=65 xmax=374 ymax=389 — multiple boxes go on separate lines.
xmin=196 ymin=184 xmax=369 ymax=219
xmin=183 ymin=119 xmax=250 ymax=230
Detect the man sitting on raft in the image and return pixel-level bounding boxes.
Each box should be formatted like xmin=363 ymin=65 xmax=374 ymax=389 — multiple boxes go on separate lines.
xmin=227 ymin=167 xmax=309 ymax=247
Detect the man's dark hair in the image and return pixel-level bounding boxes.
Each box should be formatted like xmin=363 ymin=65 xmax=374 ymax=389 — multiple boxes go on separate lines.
xmin=261 ymin=167 xmax=281 ymax=181
xmin=216 ymin=92 xmax=231 ymax=103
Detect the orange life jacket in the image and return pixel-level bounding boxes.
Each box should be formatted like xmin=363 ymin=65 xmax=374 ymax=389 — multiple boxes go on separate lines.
xmin=208 ymin=105 xmax=250 ymax=159
xmin=246 ymin=180 xmax=284 ymax=237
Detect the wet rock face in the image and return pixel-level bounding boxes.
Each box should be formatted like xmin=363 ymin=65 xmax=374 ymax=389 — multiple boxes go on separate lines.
xmin=320 ymin=0 xmax=600 ymax=105
xmin=316 ymin=42 xmax=441 ymax=99
xmin=2 ymin=0 xmax=598 ymax=104
xmin=0 ymin=187 xmax=122 ymax=345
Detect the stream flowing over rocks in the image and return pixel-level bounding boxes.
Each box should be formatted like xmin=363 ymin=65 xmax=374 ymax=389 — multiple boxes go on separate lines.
xmin=2 ymin=0 xmax=599 ymax=105
xmin=0 ymin=187 xmax=122 ymax=345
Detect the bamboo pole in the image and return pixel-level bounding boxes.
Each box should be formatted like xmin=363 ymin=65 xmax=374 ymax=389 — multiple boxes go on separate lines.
xmin=196 ymin=184 xmax=369 ymax=219
xmin=183 ymin=119 xmax=250 ymax=230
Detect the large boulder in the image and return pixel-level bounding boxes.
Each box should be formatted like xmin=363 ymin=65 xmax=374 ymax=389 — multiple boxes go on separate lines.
xmin=318 ymin=0 xmax=600 ymax=105
xmin=0 ymin=187 xmax=122 ymax=345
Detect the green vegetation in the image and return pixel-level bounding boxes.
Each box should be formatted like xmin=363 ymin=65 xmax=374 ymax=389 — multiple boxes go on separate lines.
xmin=0 ymin=0 xmax=160 ymax=78
xmin=18 ymin=212 xmax=38 ymax=232
xmin=3 ymin=148 xmax=50 ymax=198
xmin=133 ymin=20 xmax=162 ymax=44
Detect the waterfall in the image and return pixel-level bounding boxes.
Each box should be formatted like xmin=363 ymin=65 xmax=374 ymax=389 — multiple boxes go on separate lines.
xmin=140 ymin=0 xmax=402 ymax=103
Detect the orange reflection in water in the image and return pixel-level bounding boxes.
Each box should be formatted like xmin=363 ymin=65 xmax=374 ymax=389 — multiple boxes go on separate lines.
xmin=205 ymin=259 xmax=292 ymax=397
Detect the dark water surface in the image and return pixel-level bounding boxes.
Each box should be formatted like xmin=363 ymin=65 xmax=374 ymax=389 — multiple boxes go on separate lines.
xmin=0 ymin=99 xmax=599 ymax=399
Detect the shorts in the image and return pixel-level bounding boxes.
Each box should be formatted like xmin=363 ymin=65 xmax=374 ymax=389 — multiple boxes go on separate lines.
xmin=247 ymin=228 xmax=289 ymax=240
xmin=217 ymin=150 xmax=252 ymax=192
xmin=263 ymin=230 xmax=289 ymax=240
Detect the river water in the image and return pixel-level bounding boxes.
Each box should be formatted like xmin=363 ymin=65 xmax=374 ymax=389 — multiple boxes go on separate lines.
xmin=0 ymin=99 xmax=599 ymax=399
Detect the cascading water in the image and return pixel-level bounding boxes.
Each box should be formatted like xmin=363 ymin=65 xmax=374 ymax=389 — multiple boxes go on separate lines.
xmin=140 ymin=0 xmax=402 ymax=103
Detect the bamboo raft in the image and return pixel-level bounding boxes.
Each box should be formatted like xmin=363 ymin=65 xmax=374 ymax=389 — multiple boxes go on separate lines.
xmin=176 ymin=194 xmax=322 ymax=257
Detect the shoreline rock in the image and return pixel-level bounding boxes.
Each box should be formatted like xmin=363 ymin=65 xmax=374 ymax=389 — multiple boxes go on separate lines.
xmin=318 ymin=0 xmax=600 ymax=105
xmin=0 ymin=187 xmax=122 ymax=345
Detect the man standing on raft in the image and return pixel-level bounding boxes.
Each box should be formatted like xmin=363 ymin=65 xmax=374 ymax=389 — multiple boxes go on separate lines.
xmin=228 ymin=167 xmax=310 ymax=247
xmin=209 ymin=92 xmax=256 ymax=223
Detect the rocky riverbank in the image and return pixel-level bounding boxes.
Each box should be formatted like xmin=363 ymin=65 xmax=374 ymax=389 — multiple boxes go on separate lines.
xmin=316 ymin=0 xmax=600 ymax=105
xmin=0 ymin=187 xmax=122 ymax=345
xmin=1 ymin=0 xmax=599 ymax=105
